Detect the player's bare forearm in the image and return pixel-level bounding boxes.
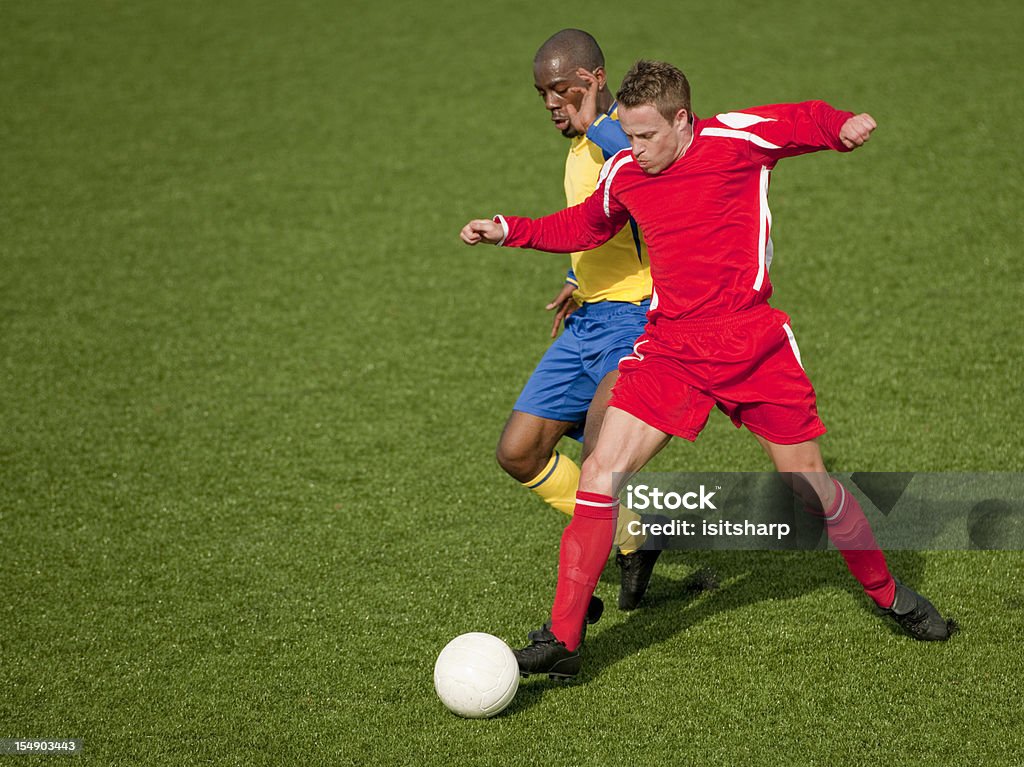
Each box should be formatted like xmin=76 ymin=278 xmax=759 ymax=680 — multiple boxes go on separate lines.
xmin=839 ymin=113 xmax=877 ymax=149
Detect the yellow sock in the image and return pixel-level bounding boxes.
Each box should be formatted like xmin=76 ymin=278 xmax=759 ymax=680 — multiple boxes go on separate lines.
xmin=615 ymin=505 xmax=647 ymax=555
xmin=523 ymin=453 xmax=646 ymax=552
xmin=522 ymin=451 xmax=579 ymax=516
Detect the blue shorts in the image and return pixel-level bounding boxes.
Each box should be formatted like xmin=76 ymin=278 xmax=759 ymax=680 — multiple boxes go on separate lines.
xmin=514 ymin=299 xmax=650 ymax=438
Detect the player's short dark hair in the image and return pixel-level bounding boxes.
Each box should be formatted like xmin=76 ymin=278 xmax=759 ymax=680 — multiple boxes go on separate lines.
xmin=617 ymin=60 xmax=692 ymax=122
xmin=534 ymin=29 xmax=605 ymax=72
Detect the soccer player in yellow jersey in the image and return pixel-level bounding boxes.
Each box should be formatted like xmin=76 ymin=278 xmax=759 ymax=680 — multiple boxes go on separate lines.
xmin=495 ymin=29 xmax=660 ymax=610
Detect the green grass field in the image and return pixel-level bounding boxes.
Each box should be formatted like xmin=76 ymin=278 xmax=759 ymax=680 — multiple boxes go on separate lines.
xmin=2 ymin=1 xmax=1023 ymax=764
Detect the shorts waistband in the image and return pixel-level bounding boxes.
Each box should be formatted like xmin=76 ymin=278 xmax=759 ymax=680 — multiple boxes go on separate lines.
xmin=652 ymin=303 xmax=774 ymax=331
xmin=576 ymin=298 xmax=651 ymax=317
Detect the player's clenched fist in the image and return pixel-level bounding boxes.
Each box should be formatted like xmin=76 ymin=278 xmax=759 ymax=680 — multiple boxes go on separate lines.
xmin=839 ymin=113 xmax=877 ymax=149
xmin=460 ymin=219 xmax=504 ymax=245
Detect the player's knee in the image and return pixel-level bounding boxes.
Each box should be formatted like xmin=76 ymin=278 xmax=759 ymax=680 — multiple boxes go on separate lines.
xmin=495 ymin=438 xmax=546 ymax=484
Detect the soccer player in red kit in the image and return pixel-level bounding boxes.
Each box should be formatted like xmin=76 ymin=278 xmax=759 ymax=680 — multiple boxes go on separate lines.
xmin=461 ymin=60 xmax=955 ymax=679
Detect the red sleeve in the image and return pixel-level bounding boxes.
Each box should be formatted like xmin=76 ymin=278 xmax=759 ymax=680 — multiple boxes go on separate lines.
xmin=496 ymin=155 xmax=632 ymax=253
xmin=706 ymin=101 xmax=854 ymax=166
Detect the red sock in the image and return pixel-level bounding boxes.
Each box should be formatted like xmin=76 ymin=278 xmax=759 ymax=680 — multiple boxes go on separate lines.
xmin=821 ymin=479 xmax=895 ymax=608
xmin=549 ymin=491 xmax=618 ymax=651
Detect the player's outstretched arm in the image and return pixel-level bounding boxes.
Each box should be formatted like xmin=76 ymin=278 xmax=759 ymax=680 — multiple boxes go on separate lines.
xmin=737 ymin=102 xmax=874 ymax=162
xmin=467 ymin=186 xmax=629 ymax=254
xmin=839 ymin=113 xmax=877 ymax=149
xmin=460 ymin=219 xmax=505 ymax=246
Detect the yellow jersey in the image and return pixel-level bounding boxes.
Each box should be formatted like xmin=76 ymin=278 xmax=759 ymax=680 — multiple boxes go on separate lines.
xmin=563 ymin=109 xmax=652 ymax=305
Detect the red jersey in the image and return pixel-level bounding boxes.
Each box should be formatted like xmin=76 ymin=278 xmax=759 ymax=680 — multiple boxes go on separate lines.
xmin=498 ymin=101 xmax=854 ymax=322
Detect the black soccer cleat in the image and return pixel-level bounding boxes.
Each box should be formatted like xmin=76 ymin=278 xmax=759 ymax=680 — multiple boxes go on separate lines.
xmin=527 ymin=596 xmax=604 ymax=644
xmin=514 ymin=626 xmax=581 ymax=679
xmin=617 ymin=549 xmax=662 ymax=611
xmin=885 ymin=582 xmax=958 ymax=641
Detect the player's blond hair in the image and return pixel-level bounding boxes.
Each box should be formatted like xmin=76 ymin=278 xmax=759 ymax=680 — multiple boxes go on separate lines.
xmin=617 ymin=60 xmax=692 ymax=122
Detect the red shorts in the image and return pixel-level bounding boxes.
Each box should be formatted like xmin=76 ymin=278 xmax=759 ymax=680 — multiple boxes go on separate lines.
xmin=608 ymin=304 xmax=826 ymax=445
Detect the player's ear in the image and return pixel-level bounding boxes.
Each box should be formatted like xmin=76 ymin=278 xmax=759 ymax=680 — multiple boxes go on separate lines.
xmin=674 ymin=108 xmax=690 ymax=130
xmin=594 ymin=66 xmax=607 ymax=89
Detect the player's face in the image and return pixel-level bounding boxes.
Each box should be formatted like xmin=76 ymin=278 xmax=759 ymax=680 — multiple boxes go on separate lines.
xmin=533 ymin=57 xmax=588 ymax=138
xmin=619 ymin=104 xmax=692 ymax=174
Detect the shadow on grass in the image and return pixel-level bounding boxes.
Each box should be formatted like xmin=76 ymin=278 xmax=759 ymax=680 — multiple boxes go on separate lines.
xmin=601 ymin=549 xmax=930 ymax=668
xmin=509 ymin=548 xmax=930 ymax=712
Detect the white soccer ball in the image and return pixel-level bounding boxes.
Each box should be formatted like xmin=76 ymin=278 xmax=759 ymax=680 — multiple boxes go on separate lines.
xmin=433 ymin=632 xmax=520 ymax=718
